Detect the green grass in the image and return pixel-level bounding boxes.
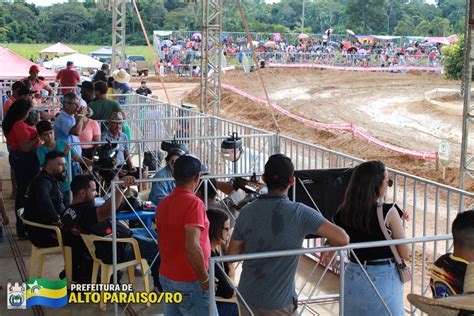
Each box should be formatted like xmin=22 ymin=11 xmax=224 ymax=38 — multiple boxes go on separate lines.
xmin=0 ymin=43 xmax=154 ymax=67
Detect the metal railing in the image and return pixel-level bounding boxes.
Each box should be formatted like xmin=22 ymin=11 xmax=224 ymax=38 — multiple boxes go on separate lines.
xmin=209 ymin=234 xmax=453 ymax=316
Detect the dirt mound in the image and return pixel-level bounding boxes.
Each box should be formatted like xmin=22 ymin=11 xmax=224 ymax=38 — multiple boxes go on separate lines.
xmin=184 ymin=68 xmax=474 ymax=191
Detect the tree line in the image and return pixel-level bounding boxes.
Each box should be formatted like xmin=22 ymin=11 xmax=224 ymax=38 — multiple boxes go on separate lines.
xmin=0 ymin=0 xmax=466 ymax=45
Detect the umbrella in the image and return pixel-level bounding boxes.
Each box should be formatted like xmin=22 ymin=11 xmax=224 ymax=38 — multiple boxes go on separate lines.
xmin=160 ymin=40 xmax=173 ymax=47
xmin=274 ymin=33 xmax=281 ymax=42
xmin=192 ymin=33 xmax=202 ymax=40
xmin=221 ymin=34 xmax=228 ymax=41
xmin=264 ymin=41 xmax=276 ymax=48
xmin=297 ymin=33 xmax=309 ymax=39
xmin=286 ymin=45 xmax=295 ymax=53
xmin=346 ymin=29 xmax=356 ymax=36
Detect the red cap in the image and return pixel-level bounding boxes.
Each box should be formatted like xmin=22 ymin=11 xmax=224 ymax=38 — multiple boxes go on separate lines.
xmin=29 ymin=64 xmax=40 ymax=73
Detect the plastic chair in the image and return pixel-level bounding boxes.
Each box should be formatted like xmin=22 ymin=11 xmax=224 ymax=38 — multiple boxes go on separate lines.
xmin=17 ymin=208 xmax=73 ymax=288
xmin=80 ymin=233 xmax=150 ymax=311
xmin=216 ymin=296 xmax=241 ymax=316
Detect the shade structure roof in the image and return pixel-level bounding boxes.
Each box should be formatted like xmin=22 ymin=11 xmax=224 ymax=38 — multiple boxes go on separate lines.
xmin=43 ymin=53 xmax=103 ymax=70
xmin=40 ymin=42 xmax=77 ymax=55
xmin=0 ymin=47 xmax=56 ymax=80
xmin=89 ymin=47 xmax=120 ymax=57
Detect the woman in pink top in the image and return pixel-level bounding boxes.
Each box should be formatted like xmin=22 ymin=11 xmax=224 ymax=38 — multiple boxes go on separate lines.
xmin=79 ymin=107 xmax=101 ymax=160
xmin=2 ymin=99 xmax=41 ymax=238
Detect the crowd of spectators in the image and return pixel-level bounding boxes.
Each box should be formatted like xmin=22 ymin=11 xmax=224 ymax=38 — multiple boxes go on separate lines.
xmin=1 ymin=60 xmax=473 ymax=316
xmin=152 ymin=33 xmax=445 ymax=75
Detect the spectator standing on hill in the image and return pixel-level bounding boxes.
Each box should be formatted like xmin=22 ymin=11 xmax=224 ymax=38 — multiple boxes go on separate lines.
xmin=228 ymin=154 xmax=349 ymax=315
xmin=56 ymin=61 xmax=80 ymax=95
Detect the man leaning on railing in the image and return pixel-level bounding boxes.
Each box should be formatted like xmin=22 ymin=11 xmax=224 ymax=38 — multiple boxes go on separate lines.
xmin=227 ymin=154 xmax=349 ymax=316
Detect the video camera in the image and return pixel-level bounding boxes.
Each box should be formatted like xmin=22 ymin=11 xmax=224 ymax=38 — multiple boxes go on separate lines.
xmin=160 ymin=139 xmax=189 ymax=155
xmin=93 ymin=141 xmax=120 ymax=181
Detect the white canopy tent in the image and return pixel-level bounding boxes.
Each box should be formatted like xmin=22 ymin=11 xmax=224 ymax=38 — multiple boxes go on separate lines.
xmin=43 ymin=53 xmax=103 ymax=70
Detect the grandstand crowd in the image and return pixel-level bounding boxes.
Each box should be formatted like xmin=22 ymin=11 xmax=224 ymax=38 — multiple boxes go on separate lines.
xmin=0 ymin=62 xmax=473 ymax=316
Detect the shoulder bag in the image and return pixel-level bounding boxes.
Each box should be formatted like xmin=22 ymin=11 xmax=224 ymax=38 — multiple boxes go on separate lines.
xmin=376 ymin=204 xmax=412 ymax=284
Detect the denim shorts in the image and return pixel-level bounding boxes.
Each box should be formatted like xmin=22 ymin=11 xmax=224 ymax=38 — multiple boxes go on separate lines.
xmin=344 ymin=261 xmax=404 ymax=316
xmin=159 ymin=274 xmax=219 ymax=316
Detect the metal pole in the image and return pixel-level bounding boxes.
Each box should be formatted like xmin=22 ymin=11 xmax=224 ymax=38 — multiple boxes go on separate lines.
xmin=459 ymin=0 xmax=473 ymax=190
xmin=209 ymin=257 xmax=216 ymax=316
xmin=339 ymin=250 xmax=345 ymax=316
xmin=111 ymin=180 xmax=118 ymax=315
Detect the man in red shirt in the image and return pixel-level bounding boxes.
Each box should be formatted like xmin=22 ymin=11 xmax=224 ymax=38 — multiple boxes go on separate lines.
xmin=23 ymin=64 xmax=53 ymax=105
xmin=156 ymin=155 xmax=217 ymax=315
xmin=56 ymin=61 xmax=80 ymax=95
xmin=3 ymin=81 xmax=25 ymax=116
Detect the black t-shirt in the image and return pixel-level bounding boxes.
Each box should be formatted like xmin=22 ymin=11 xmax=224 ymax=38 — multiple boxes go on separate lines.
xmin=62 ymin=201 xmax=132 ymax=263
xmin=212 ymin=250 xmax=234 ymax=299
xmin=334 ymin=203 xmax=403 ymax=262
xmin=24 ymin=171 xmax=67 ymax=240
xmin=136 ymin=87 xmax=152 ymax=96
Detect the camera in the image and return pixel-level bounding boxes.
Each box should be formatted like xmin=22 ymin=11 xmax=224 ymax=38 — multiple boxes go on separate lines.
xmin=93 ymin=142 xmax=119 ymax=181
xmin=161 ymin=139 xmax=189 ymax=154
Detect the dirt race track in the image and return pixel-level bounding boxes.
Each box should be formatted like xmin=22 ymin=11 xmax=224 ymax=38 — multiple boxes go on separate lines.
xmin=181 ymin=68 xmax=474 ymax=190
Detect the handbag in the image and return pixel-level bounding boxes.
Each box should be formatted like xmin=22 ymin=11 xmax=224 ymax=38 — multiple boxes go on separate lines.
xmin=376 ymin=204 xmax=412 ymax=284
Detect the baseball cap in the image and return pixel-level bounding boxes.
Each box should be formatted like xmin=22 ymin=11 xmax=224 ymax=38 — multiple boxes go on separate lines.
xmin=263 ymin=154 xmax=294 ymax=185
xmin=29 ymin=64 xmax=40 ymax=73
xmin=173 ymin=155 xmax=203 ymax=182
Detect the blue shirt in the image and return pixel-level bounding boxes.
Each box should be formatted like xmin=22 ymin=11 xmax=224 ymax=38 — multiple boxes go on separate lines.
xmin=101 ymin=131 xmax=129 ymax=165
xmin=54 ymin=110 xmax=82 ymax=156
xmin=149 ymin=166 xmax=175 ymax=206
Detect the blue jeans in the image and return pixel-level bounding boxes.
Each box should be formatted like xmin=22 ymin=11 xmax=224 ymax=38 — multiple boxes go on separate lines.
xmin=344 ymin=261 xmax=404 ymax=316
xmin=159 ymin=274 xmax=219 ymax=316
xmin=123 ymin=228 xmax=160 ymax=288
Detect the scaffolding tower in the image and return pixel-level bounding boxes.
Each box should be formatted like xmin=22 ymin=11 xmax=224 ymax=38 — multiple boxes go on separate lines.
xmin=111 ymin=0 xmax=126 ymax=71
xmin=200 ymin=0 xmax=223 ymax=115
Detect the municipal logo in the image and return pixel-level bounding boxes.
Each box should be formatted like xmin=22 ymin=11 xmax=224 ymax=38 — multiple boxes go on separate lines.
xmin=7 ymin=282 xmax=26 ymax=309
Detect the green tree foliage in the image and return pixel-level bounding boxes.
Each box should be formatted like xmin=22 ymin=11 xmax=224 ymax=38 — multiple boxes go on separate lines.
xmin=0 ymin=0 xmax=468 ymax=45
xmin=345 ymin=0 xmax=388 ymax=34
xmin=442 ymin=35 xmax=464 ymax=80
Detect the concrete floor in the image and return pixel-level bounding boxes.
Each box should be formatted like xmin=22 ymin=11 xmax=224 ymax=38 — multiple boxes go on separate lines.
xmin=0 ymin=141 xmax=340 ymax=316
